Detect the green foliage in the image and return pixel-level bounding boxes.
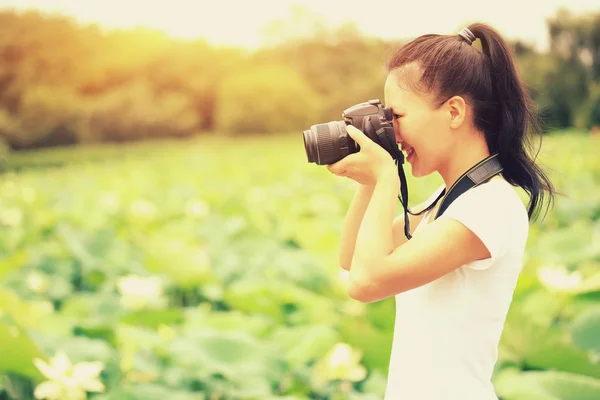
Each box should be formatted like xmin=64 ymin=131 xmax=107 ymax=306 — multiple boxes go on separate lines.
xmin=0 ymin=322 xmax=44 ymax=380
xmin=0 ymin=131 xmax=597 ymax=399
xmin=571 ymin=306 xmax=600 ymax=351
xmin=85 ymin=80 xmax=201 ymax=143
xmin=543 ymin=9 xmax=600 ymax=129
xmin=544 ymin=60 xmax=591 ymax=129
xmin=0 ymin=132 xmax=391 ymax=399
xmin=252 ymin=35 xmax=390 ymax=123
xmin=495 ymin=369 xmax=600 ymax=400
xmin=576 ymin=82 xmax=600 ymax=129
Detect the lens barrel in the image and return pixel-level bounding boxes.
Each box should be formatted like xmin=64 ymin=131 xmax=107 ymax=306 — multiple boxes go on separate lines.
xmin=303 ymin=121 xmax=354 ymax=165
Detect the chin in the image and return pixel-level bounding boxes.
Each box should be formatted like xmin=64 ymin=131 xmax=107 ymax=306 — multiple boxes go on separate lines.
xmin=408 ymin=160 xmax=434 ymax=178
xmin=411 ymin=169 xmax=431 ymax=178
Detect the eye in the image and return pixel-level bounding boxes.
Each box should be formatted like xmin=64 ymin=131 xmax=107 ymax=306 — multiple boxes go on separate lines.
xmin=393 ymin=114 xmax=403 ymax=120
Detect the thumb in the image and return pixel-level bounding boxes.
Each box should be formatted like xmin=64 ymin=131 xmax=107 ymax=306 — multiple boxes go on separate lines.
xmin=346 ymin=125 xmax=371 ymax=148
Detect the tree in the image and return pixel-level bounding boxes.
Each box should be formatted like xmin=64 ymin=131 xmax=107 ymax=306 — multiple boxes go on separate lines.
xmin=214 ymin=65 xmax=321 ymax=134
xmin=542 ymin=9 xmax=600 ymax=129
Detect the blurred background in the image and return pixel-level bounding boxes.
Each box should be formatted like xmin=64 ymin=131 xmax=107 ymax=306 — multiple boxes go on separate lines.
xmin=0 ymin=0 xmax=599 ymax=399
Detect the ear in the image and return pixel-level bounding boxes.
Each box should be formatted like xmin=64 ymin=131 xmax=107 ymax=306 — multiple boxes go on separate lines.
xmin=446 ymin=95 xmax=467 ymax=129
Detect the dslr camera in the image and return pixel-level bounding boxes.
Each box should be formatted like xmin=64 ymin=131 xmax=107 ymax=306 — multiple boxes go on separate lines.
xmin=302 ymin=99 xmax=404 ymax=166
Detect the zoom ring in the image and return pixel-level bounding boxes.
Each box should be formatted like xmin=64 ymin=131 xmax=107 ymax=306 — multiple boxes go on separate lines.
xmin=317 ymin=124 xmax=335 ymax=164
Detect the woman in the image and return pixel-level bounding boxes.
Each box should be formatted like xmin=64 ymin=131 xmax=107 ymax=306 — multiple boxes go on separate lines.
xmin=326 ymin=23 xmax=555 ymax=399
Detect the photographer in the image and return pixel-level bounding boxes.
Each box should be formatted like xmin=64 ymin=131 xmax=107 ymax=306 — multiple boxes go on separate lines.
xmin=325 ymin=23 xmax=555 ymax=399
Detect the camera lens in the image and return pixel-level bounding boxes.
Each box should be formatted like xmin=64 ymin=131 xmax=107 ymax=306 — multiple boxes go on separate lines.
xmin=303 ymin=129 xmax=318 ymax=163
xmin=303 ymin=121 xmax=354 ymax=165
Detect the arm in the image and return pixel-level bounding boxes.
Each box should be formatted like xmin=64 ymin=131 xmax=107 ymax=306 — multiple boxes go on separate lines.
xmin=347 ymin=167 xmax=491 ymax=303
xmin=339 ymin=182 xmax=427 ymax=271
xmin=338 ymin=183 xmax=375 ymax=271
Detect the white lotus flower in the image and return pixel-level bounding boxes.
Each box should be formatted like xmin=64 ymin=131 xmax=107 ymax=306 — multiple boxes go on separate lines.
xmin=537 ymin=265 xmax=582 ymax=291
xmin=0 ymin=207 xmax=22 ymax=226
xmin=99 ymin=191 xmax=120 ymax=214
xmin=33 ymin=351 xmax=105 ymax=400
xmin=313 ymin=342 xmax=367 ymax=386
xmin=116 ymin=274 xmax=166 ymax=311
xmin=329 ymin=343 xmax=354 ymax=369
xmin=185 ymin=199 xmax=210 ymax=218
xmin=129 ymin=199 xmax=157 ymax=218
xmin=27 ymin=271 xmax=49 ymax=294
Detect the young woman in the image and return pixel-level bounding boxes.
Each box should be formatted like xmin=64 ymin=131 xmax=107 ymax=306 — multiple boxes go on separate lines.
xmin=326 ymin=23 xmax=555 ymax=399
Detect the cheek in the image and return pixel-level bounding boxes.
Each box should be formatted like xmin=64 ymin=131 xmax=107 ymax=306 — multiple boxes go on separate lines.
xmin=397 ymin=113 xmax=445 ymax=155
xmin=411 ymin=120 xmax=446 ymax=169
xmin=399 ymin=118 xmax=426 ymax=150
xmin=396 ymin=118 xmax=417 ymax=143
xmin=418 ymin=115 xmax=446 ymax=146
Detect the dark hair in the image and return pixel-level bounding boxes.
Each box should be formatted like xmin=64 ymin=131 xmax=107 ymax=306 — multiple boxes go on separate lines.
xmin=386 ymin=22 xmax=555 ymax=221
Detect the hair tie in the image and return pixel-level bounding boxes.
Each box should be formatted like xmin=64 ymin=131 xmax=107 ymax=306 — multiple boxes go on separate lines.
xmin=458 ymin=27 xmax=476 ymax=45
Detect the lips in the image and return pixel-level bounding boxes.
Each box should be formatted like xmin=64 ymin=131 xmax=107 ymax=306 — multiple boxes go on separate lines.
xmin=401 ymin=145 xmax=414 ymax=155
xmin=402 ymin=146 xmax=415 ymax=162
xmin=397 ymin=141 xmax=415 ymax=161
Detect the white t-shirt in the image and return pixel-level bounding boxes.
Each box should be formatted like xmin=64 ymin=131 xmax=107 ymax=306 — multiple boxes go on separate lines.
xmin=384 ymin=178 xmax=529 ymax=400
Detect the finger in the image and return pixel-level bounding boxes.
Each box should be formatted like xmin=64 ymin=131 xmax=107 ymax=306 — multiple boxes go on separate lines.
xmin=326 ymin=164 xmax=341 ymax=175
xmin=346 ymin=125 xmax=371 ymax=148
xmin=327 ymin=154 xmax=356 ymax=175
xmin=327 ymin=161 xmax=346 ymax=175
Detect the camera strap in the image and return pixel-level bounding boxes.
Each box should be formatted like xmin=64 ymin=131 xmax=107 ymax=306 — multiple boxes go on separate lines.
xmin=395 ymin=153 xmax=503 ymax=240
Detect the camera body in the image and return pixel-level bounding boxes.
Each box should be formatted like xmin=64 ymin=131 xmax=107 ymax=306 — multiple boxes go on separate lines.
xmin=303 ymin=99 xmax=403 ymax=165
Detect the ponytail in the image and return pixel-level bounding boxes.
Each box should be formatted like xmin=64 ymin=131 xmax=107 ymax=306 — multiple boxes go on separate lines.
xmin=468 ymin=23 xmax=555 ymax=220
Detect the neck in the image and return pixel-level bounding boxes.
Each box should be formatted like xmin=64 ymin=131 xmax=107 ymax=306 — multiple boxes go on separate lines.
xmin=438 ymin=137 xmax=491 ymax=190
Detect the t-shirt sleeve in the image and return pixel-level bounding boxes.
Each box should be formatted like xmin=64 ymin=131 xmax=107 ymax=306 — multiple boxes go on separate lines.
xmin=437 ymin=184 xmax=519 ymax=270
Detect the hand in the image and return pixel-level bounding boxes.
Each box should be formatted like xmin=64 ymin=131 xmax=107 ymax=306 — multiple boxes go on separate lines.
xmin=326 ymin=125 xmax=396 ymax=185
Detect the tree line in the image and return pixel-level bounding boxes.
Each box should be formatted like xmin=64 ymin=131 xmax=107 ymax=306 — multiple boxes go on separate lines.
xmin=0 ymin=8 xmax=599 ymax=150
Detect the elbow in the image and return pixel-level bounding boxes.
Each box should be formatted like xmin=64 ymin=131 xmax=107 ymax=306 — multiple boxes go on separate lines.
xmin=346 ymin=262 xmax=379 ymax=303
xmin=347 ymin=282 xmax=378 ymax=303
xmin=339 ymin=254 xmax=352 ymax=271
xmin=347 ymin=282 xmax=368 ymax=302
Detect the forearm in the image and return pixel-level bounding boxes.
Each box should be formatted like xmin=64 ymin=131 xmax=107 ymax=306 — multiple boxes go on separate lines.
xmin=338 ymin=183 xmax=376 ymax=270
xmin=350 ymin=168 xmax=399 ymax=282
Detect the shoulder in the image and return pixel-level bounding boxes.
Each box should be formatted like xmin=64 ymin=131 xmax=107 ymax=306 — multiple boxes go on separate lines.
xmin=445 ymin=178 xmax=528 ymax=225
xmin=439 ymin=178 xmax=529 ymax=266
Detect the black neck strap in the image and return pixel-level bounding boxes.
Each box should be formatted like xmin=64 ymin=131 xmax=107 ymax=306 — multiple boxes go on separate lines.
xmin=433 ymin=153 xmax=503 ymax=220
xmin=395 ymin=153 xmax=503 ymax=240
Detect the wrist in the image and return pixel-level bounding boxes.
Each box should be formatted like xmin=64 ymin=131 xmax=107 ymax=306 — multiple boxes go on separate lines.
xmin=357 ymin=182 xmax=376 ymax=191
xmin=376 ymin=161 xmax=398 ymax=182
xmin=377 ymin=164 xmax=400 ymax=194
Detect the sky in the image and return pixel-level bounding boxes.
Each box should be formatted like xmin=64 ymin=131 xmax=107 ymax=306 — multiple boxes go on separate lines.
xmin=2 ymin=0 xmax=599 ymax=51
